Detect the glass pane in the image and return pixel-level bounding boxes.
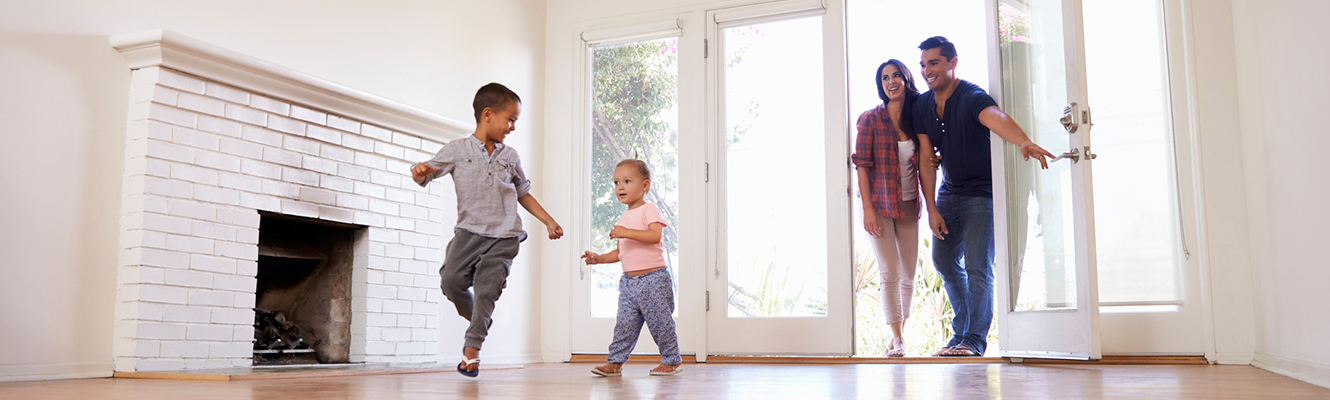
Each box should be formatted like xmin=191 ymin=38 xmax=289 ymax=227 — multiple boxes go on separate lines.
xmin=846 ymin=0 xmax=991 ymax=356
xmin=1084 ymin=0 xmax=1182 ymax=303
xmin=999 ymin=0 xmax=1077 ymax=311
xmin=723 ymin=17 xmax=827 ymax=317
xmin=588 ymin=37 xmax=680 ymax=318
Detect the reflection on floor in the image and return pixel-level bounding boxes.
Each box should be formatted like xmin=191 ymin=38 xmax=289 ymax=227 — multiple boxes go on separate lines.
xmin=2 ymin=363 xmax=1327 ymax=399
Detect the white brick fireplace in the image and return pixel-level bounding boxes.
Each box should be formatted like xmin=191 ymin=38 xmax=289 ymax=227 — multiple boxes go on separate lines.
xmin=109 ymin=30 xmax=470 ymax=372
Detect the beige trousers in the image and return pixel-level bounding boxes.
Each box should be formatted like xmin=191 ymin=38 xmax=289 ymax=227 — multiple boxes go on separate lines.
xmin=868 ymin=200 xmax=920 ymax=324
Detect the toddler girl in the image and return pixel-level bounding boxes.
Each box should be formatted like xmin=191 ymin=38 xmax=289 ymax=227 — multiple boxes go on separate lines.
xmin=581 ymin=159 xmax=682 ymax=376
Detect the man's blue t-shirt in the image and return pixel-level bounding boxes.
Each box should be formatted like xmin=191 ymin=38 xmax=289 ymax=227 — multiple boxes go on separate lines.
xmin=912 ymin=80 xmax=998 ymax=198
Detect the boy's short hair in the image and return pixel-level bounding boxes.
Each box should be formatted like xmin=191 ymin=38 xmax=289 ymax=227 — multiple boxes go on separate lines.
xmin=472 ymin=83 xmax=522 ymax=122
xmin=616 ymin=159 xmax=651 ymax=181
xmin=918 ymin=36 xmax=958 ymax=61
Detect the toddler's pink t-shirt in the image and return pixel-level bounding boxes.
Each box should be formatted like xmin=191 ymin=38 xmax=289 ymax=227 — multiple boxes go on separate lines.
xmin=616 ymin=203 xmax=668 ymax=273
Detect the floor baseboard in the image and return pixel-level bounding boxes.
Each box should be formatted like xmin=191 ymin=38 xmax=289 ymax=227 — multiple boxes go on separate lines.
xmin=0 ymin=362 xmax=113 ymax=382
xmin=1252 ymin=352 xmax=1330 ymax=390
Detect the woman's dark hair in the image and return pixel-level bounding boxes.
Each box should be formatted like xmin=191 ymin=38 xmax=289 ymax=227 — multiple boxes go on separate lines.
xmin=875 ymin=59 xmax=920 ymax=144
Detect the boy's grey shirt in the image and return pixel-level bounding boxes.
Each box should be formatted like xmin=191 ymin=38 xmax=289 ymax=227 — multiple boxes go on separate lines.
xmin=417 ymin=135 xmax=532 ymax=239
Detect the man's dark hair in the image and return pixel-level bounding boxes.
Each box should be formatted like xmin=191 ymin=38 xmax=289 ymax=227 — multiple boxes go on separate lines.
xmin=918 ymin=36 xmax=957 ymax=60
xmin=472 ymin=82 xmax=521 ymax=122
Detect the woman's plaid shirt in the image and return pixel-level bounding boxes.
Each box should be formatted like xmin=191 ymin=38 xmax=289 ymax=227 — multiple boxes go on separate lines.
xmin=852 ymin=104 xmax=921 ymax=219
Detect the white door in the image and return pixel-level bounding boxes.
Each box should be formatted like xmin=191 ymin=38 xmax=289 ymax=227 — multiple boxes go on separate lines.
xmin=569 ymin=22 xmax=695 ymax=356
xmin=991 ymin=0 xmax=1102 ymax=360
xmin=704 ymin=0 xmax=853 ymax=355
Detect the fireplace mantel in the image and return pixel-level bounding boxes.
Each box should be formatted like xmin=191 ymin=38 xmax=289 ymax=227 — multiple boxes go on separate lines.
xmin=111 ymin=29 xmax=471 ymax=143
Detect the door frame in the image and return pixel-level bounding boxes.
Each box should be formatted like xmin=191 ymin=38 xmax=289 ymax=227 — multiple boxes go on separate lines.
xmin=566 ymin=16 xmax=703 ymax=357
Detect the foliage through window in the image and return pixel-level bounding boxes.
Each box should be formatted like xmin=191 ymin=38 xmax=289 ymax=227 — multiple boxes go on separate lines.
xmin=587 ymin=37 xmax=680 ymax=318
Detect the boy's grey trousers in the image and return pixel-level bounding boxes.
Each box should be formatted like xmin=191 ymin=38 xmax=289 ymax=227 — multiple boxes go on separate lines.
xmin=439 ymin=228 xmax=522 ymax=350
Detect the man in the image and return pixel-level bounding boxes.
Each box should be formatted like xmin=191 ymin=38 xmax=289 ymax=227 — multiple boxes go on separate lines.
xmin=912 ymin=36 xmax=1053 ymax=357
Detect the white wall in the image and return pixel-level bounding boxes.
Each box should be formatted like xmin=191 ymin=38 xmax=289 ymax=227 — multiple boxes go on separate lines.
xmin=1227 ymin=0 xmax=1330 ymax=388
xmin=0 ymin=0 xmax=545 ymax=381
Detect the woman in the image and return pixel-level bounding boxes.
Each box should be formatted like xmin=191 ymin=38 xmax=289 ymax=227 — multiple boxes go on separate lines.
xmin=851 ymin=59 xmax=936 ymax=357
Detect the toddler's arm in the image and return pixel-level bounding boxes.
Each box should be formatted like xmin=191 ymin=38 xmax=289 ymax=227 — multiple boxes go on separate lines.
xmin=609 ymin=222 xmax=663 ymax=244
xmin=581 ymin=249 xmax=620 ymax=265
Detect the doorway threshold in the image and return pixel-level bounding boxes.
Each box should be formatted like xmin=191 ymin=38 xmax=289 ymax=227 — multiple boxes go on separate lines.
xmin=570 ymin=354 xmax=1207 ymax=365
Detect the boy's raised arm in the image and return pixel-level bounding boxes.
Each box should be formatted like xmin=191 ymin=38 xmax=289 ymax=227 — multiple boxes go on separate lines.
xmin=412 ymin=147 xmax=456 ymax=187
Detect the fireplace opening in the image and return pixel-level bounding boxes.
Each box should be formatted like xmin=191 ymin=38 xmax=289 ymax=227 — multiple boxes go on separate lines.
xmin=253 ymin=212 xmax=363 ymax=366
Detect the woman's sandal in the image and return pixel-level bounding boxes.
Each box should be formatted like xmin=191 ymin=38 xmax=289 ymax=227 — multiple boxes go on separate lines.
xmin=886 ymin=339 xmax=905 ymax=357
xmin=457 ymin=351 xmax=480 ymax=377
xmin=591 ymin=364 xmax=622 ymax=377
xmin=649 ymin=364 xmax=683 ymax=376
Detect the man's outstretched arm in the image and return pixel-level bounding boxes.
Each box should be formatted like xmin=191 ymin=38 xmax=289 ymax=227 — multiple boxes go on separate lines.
xmin=978 ymin=105 xmax=1055 ymax=169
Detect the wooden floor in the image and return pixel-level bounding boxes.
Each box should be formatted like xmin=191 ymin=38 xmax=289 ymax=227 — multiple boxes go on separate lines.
xmin=2 ymin=362 xmax=1327 ymax=399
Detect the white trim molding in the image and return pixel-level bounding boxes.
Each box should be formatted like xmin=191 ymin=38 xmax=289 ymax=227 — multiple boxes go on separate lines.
xmin=110 ymin=29 xmax=472 ymax=143
xmin=1253 ymin=352 xmax=1330 ymax=389
xmin=581 ymin=18 xmax=684 ymax=46
xmin=712 ymin=0 xmax=825 ymax=26
xmin=0 ymin=362 xmax=113 ymax=383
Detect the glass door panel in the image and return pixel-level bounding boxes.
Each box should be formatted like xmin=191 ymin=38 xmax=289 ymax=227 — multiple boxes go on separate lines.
xmin=1001 ymin=0 xmax=1077 ymax=313
xmin=722 ymin=17 xmax=828 ymax=318
xmin=570 ymin=36 xmax=681 ymax=354
xmin=1082 ymin=0 xmax=1181 ymax=305
xmin=588 ymin=37 xmax=682 ymax=318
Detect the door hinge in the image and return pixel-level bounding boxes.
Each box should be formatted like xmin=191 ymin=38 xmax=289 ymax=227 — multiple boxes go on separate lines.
xmin=704 ymin=162 xmax=710 ymax=182
xmin=704 ymin=39 xmax=708 ymax=58
xmin=706 ymin=291 xmax=710 ymax=311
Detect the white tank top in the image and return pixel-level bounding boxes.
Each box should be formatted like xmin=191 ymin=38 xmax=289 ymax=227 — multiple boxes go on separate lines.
xmin=898 ymin=140 xmax=918 ymax=201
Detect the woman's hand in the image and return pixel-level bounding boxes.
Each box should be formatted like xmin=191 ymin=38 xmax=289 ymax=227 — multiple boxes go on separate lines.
xmin=863 ymin=209 xmax=882 ymax=237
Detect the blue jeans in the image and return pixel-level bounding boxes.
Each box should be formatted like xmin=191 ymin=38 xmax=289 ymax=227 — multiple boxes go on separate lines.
xmin=932 ymin=194 xmax=995 ymax=355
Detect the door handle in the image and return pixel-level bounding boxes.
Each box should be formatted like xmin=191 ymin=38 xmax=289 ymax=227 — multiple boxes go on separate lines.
xmin=1051 ymin=148 xmax=1080 ymax=163
xmin=1050 ymin=147 xmax=1098 ymax=164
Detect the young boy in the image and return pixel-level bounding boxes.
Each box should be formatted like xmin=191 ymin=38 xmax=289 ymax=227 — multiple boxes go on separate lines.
xmin=410 ymin=83 xmax=563 ymax=377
